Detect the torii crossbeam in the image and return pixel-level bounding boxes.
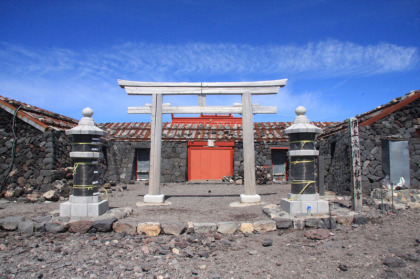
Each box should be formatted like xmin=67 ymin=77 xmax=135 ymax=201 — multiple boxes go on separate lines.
xmin=118 ymin=79 xmax=287 ymax=203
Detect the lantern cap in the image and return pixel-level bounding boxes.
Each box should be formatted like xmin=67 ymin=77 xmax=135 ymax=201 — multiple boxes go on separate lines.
xmin=66 ymin=107 xmax=106 ymax=135
xmin=283 ymin=106 xmax=322 ymax=135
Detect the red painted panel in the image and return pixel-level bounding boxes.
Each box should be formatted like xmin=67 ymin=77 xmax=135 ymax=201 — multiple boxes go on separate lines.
xmin=188 ymin=147 xmax=233 ymax=180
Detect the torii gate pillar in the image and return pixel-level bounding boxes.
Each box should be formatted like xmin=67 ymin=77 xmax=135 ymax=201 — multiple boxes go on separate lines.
xmin=144 ymin=93 xmax=164 ymax=203
xmin=240 ymin=93 xmax=260 ymax=203
xmin=118 ymin=79 xmax=287 ymax=204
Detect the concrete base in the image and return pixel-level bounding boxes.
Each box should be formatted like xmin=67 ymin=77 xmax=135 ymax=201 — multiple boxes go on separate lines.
xmin=240 ymin=194 xmax=261 ymax=203
xmin=281 ymin=193 xmax=329 ymax=215
xmin=60 ymin=195 xmax=109 ymax=217
xmin=136 ymin=201 xmax=172 ymax=207
xmin=144 ymin=194 xmax=165 ymax=203
xmin=230 ymin=201 xmax=266 ymax=207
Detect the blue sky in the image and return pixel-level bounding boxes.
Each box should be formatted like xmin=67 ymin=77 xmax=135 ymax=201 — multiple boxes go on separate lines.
xmin=0 ymin=0 xmax=419 ymax=123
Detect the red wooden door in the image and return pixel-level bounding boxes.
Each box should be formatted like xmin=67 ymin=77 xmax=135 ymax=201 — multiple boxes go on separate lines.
xmin=188 ymin=147 xmax=233 ymax=180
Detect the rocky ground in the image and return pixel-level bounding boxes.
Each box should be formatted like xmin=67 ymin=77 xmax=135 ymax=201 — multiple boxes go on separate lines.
xmin=0 ymin=183 xmax=419 ymax=278
xmin=0 ymin=209 xmax=419 ymax=279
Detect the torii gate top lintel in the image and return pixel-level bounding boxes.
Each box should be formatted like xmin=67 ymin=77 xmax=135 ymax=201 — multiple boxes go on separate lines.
xmin=118 ymin=79 xmax=288 ymax=95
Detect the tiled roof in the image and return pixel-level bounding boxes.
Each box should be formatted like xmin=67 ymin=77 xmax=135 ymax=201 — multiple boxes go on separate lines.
xmin=0 ymin=94 xmax=337 ymax=139
xmin=99 ymin=121 xmax=334 ymax=143
xmin=0 ymin=95 xmax=78 ymax=132
xmin=319 ymin=90 xmax=420 ymax=138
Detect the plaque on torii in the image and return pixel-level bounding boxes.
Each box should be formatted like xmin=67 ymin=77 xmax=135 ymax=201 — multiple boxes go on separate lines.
xmin=118 ymin=79 xmax=287 ymax=203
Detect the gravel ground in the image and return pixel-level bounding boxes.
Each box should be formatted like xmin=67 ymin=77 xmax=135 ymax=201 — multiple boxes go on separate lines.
xmin=0 ymin=182 xmax=419 ymax=278
xmin=0 ymin=209 xmax=419 ymax=278
xmin=0 ymin=182 xmax=290 ymax=223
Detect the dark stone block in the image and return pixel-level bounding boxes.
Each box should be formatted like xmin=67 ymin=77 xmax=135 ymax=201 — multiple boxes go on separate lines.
xmin=45 ymin=223 xmax=66 ymax=233
xmin=93 ymin=217 xmax=117 ymax=232
xmin=353 ymin=214 xmax=368 ymax=225
xmin=40 ymin=170 xmax=52 ymax=177
xmin=305 ymin=218 xmax=319 ymax=228
xmin=0 ymin=147 xmax=9 ymax=155
xmin=317 ymin=218 xmax=336 ymax=230
xmin=67 ymin=220 xmax=93 ymax=233
xmin=33 ymin=216 xmax=52 ymax=223
xmin=275 ymin=218 xmax=292 ymax=229
xmin=0 ymin=216 xmax=25 ymax=231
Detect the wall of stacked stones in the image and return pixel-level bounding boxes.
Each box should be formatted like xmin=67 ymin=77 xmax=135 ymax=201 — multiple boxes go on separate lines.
xmin=103 ymin=140 xmax=288 ymax=184
xmin=161 ymin=142 xmax=187 ymax=182
xmin=233 ymin=142 xmax=244 ymax=178
xmin=0 ymin=110 xmax=72 ymax=195
xmin=52 ymin=131 xmax=72 ymax=170
xmin=318 ymin=130 xmax=352 ymax=195
xmin=318 ymin=98 xmax=420 ymax=195
xmin=234 ymin=142 xmax=288 ymax=180
xmin=359 ymin=99 xmax=420 ymax=190
xmin=102 ymin=140 xmax=187 ymax=183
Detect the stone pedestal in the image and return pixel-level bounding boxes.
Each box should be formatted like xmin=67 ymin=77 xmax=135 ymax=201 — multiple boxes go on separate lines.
xmin=144 ymin=194 xmax=165 ymax=203
xmin=240 ymin=194 xmax=261 ymax=203
xmin=281 ymin=193 xmax=329 ymax=215
xmin=60 ymin=195 xmax=109 ymax=217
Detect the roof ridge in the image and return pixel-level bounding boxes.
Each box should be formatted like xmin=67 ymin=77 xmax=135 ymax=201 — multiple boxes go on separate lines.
xmin=0 ymin=95 xmax=78 ymax=123
xmin=360 ymin=89 xmax=420 ymax=126
xmin=0 ymin=94 xmax=78 ymax=131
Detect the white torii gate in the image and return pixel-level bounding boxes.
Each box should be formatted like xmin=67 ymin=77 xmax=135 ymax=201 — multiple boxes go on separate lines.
xmin=118 ymin=79 xmax=287 ymax=203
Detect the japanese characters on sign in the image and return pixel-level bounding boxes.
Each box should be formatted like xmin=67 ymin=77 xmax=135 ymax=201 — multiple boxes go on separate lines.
xmin=349 ymin=117 xmax=362 ymax=211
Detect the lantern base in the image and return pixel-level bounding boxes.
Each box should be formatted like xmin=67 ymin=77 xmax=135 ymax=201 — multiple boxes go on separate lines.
xmin=281 ymin=193 xmax=328 ymax=215
xmin=60 ymin=195 xmax=109 ymax=217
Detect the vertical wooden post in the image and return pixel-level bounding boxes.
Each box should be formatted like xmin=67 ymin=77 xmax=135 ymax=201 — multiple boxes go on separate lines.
xmin=349 ymin=117 xmax=362 ymax=211
xmin=241 ymin=93 xmax=260 ymax=202
xmin=147 ymin=93 xmax=163 ymax=200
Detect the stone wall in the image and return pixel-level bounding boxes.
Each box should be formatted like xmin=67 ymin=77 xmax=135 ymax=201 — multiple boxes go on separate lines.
xmin=318 ymin=130 xmax=352 ymax=195
xmin=359 ymin=99 xmax=420 ymax=190
xmin=103 ymin=140 xmax=288 ymax=184
xmin=233 ymin=141 xmax=288 ymax=181
xmin=319 ymin=98 xmax=420 ymax=194
xmin=103 ymin=140 xmax=187 ymax=183
xmin=53 ymin=131 xmax=72 ymax=170
xmin=0 ymin=110 xmax=72 ymax=196
xmin=161 ymin=142 xmax=187 ymax=182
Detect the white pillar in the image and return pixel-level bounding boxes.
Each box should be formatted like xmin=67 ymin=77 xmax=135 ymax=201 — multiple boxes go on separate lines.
xmin=144 ymin=93 xmax=164 ymax=203
xmin=240 ymin=93 xmax=261 ymax=203
xmin=198 ymin=95 xmax=206 ymax=106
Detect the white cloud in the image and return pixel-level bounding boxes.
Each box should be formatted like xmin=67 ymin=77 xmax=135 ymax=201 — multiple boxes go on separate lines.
xmin=1 ymin=40 xmax=418 ymax=81
xmin=0 ymin=40 xmax=418 ymax=122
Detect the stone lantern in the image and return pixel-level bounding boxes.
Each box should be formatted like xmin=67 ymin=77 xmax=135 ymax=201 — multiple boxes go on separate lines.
xmin=60 ymin=107 xmax=109 ymax=217
xmin=281 ymin=106 xmax=328 ymax=215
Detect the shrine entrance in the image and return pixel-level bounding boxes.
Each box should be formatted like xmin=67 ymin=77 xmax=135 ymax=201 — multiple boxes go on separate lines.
xmin=118 ymin=79 xmax=287 ymax=203
xmin=188 ymin=141 xmax=234 ymax=181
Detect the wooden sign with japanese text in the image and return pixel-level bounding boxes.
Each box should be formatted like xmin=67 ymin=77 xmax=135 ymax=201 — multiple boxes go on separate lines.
xmin=349 ymin=117 xmax=363 ymax=211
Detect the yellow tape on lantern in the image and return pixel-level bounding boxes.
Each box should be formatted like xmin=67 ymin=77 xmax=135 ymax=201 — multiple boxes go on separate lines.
xmin=286 ymin=180 xmax=316 ymax=201
xmin=72 ymin=185 xmax=99 ymax=190
xmin=290 ymin=160 xmax=314 ymax=165
xmin=289 ymin=140 xmax=314 ymax=149
xmin=73 ymin=162 xmax=99 ymax=175
xmin=101 ymin=187 xmax=109 ymax=201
